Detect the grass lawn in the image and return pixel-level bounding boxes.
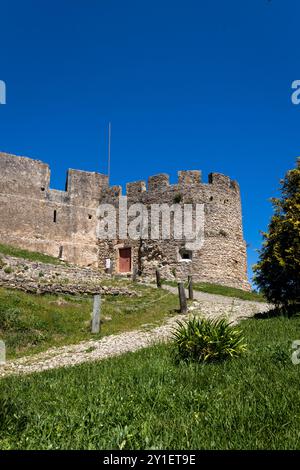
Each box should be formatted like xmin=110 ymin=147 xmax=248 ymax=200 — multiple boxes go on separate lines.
xmin=0 ymin=284 xmax=178 ymax=359
xmin=163 ymin=280 xmax=266 ymax=302
xmin=0 ymin=243 xmax=64 ymax=265
xmin=0 ymin=314 xmax=300 ymax=449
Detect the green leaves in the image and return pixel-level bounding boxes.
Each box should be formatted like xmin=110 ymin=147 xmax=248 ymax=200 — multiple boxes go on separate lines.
xmin=172 ymin=317 xmax=247 ymax=363
xmin=254 ymin=161 xmax=300 ymax=312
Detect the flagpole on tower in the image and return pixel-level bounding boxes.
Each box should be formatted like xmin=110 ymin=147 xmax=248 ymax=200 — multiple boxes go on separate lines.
xmin=108 ymin=122 xmax=111 ymax=184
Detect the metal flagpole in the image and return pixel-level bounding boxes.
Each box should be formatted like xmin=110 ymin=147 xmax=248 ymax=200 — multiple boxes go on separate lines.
xmin=108 ymin=122 xmax=111 ymax=184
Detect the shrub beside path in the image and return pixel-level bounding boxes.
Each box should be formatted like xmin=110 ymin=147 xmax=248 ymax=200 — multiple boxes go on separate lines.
xmin=0 ymin=287 xmax=271 ymax=378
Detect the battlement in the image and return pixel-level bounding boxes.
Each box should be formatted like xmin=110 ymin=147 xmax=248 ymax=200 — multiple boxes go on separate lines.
xmin=126 ymin=181 xmax=146 ymax=198
xmin=178 ymin=170 xmax=201 ymax=185
xmin=0 ymin=152 xmax=108 ymax=205
xmin=123 ymin=170 xmax=238 ymax=196
xmin=66 ymin=169 xmax=108 ymax=203
xmin=148 ymin=173 xmax=170 ymax=191
xmin=0 ymin=152 xmax=240 ymax=204
xmin=208 ymin=172 xmax=231 ymax=188
xmin=0 ymin=152 xmax=50 ymax=196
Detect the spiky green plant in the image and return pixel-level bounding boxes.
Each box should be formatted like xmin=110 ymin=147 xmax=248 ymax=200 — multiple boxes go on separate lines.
xmin=172 ymin=317 xmax=247 ymax=363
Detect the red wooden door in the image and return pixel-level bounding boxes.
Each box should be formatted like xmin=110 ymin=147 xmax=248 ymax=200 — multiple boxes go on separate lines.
xmin=119 ymin=248 xmax=131 ymax=273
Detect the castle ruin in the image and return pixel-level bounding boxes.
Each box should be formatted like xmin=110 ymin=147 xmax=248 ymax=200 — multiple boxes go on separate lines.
xmin=0 ymin=152 xmax=250 ymax=290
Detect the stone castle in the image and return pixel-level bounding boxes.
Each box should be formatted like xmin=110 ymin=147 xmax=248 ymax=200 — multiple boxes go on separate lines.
xmin=0 ymin=151 xmax=250 ymax=290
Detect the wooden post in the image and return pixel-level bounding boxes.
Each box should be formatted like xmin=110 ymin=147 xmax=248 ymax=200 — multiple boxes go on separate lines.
xmin=91 ymin=294 xmax=101 ymax=333
xmin=0 ymin=340 xmax=6 ymax=365
xmin=132 ymin=266 xmax=138 ymax=282
xmin=178 ymin=282 xmax=187 ymax=313
xmin=188 ymin=275 xmax=194 ymax=300
xmin=156 ymin=269 xmax=162 ymax=288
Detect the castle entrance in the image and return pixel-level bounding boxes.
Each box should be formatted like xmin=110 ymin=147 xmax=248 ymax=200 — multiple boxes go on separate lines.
xmin=118 ymin=247 xmax=132 ymax=273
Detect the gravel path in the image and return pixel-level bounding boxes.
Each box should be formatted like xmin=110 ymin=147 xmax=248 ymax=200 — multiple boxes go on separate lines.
xmin=0 ymin=288 xmax=271 ymax=378
xmin=162 ymin=284 xmax=270 ymax=321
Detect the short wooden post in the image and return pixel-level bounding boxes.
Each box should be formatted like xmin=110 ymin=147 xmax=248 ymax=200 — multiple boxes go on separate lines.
xmin=106 ymin=258 xmax=113 ymax=275
xmin=188 ymin=275 xmax=194 ymax=300
xmin=0 ymin=340 xmax=6 ymax=365
xmin=178 ymin=282 xmax=187 ymax=313
xmin=91 ymin=294 xmax=101 ymax=333
xmin=58 ymin=245 xmax=63 ymax=259
xmin=132 ymin=266 xmax=138 ymax=282
xmin=156 ymin=269 xmax=162 ymax=288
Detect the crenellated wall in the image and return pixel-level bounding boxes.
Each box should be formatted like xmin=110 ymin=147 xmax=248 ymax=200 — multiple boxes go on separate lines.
xmin=98 ymin=169 xmax=250 ymax=290
xmin=0 ymin=152 xmax=250 ymax=289
xmin=0 ymin=152 xmax=107 ymax=267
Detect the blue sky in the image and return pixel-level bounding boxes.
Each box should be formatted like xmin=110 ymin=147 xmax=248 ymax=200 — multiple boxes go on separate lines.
xmin=0 ymin=0 xmax=299 ymax=284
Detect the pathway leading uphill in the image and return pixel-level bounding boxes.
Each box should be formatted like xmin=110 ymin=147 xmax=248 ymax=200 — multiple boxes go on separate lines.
xmin=0 ymin=288 xmax=271 ymax=378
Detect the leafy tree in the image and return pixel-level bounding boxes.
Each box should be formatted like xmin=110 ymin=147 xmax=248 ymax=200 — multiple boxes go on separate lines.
xmin=254 ymin=159 xmax=300 ymax=312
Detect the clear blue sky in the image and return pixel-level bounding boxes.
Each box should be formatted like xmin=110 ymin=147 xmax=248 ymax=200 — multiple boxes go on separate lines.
xmin=0 ymin=0 xmax=299 ymax=284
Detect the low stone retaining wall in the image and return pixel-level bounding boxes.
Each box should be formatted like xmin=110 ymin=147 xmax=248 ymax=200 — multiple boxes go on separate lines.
xmin=0 ymin=254 xmax=136 ymax=296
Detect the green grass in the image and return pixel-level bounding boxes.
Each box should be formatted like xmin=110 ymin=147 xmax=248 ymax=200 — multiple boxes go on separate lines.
xmin=0 ymin=243 xmax=64 ymax=265
xmin=0 ymin=284 xmax=178 ymax=359
xmin=0 ymin=314 xmax=300 ymax=449
xmin=163 ymin=279 xmax=266 ymax=302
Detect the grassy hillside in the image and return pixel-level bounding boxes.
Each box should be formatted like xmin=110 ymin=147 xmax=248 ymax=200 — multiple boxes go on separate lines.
xmin=163 ymin=280 xmax=265 ymax=302
xmin=0 ymin=285 xmax=178 ymax=359
xmin=0 ymin=314 xmax=299 ymax=450
xmin=0 ymin=243 xmax=64 ymax=265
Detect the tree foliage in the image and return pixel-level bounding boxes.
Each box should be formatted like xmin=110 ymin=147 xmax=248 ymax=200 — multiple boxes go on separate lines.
xmin=254 ymin=159 xmax=300 ymax=311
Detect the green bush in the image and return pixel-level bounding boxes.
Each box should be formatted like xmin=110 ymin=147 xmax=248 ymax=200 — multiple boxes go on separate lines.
xmin=172 ymin=317 xmax=247 ymax=363
xmin=0 ymin=306 xmax=24 ymax=331
xmin=173 ymin=193 xmax=183 ymax=203
xmin=254 ymin=159 xmax=300 ymax=312
xmin=3 ymin=266 xmax=12 ymax=274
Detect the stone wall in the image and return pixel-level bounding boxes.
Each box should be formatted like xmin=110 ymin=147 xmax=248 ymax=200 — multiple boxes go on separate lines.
xmin=0 ymin=254 xmax=136 ymax=296
xmin=0 ymin=152 xmax=108 ymax=267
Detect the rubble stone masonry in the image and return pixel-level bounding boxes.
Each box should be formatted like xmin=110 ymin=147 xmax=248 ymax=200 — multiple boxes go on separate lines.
xmin=0 ymin=152 xmax=250 ymax=290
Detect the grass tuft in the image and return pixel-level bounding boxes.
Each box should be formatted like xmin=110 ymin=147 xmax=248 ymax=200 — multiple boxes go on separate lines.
xmin=172 ymin=317 xmax=247 ymax=363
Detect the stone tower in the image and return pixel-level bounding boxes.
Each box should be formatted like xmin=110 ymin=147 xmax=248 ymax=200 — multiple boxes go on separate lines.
xmin=97 ymin=170 xmax=250 ymax=290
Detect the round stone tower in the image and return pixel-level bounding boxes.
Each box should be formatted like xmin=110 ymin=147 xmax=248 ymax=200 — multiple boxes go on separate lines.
xmin=97 ymin=169 xmax=250 ymax=291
